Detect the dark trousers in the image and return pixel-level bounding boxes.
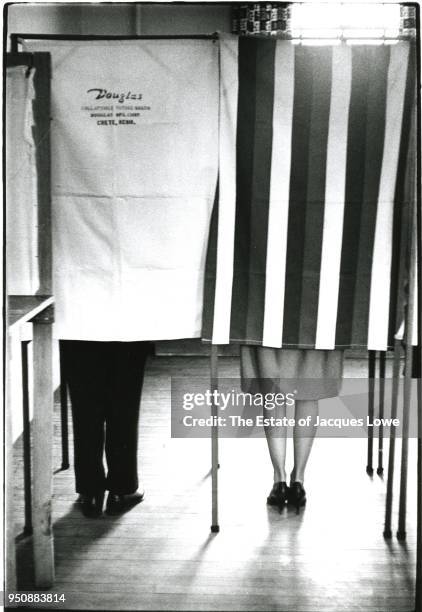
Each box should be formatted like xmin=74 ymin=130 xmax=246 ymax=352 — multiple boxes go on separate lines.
xmin=60 ymin=340 xmax=151 ymax=495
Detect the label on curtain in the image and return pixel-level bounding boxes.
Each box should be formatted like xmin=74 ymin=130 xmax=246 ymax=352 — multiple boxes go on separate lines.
xmin=202 ymin=35 xmax=416 ymax=351
xmin=24 ymin=39 xmax=219 ymax=340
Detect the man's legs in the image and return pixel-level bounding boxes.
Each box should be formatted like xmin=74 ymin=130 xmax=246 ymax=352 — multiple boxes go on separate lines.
xmin=105 ymin=342 xmax=150 ymax=494
xmin=60 ymin=340 xmax=108 ymax=495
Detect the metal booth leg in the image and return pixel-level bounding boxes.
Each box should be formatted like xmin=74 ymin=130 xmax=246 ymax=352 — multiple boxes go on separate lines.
xmin=377 ymin=351 xmax=386 ymax=476
xmin=21 ymin=340 xmax=33 ymax=536
xmin=367 ymin=351 xmax=376 ymax=475
xmin=59 ymin=342 xmax=70 ymax=470
xmin=383 ymin=340 xmax=401 ymax=538
xmin=210 ymin=344 xmax=220 ymax=533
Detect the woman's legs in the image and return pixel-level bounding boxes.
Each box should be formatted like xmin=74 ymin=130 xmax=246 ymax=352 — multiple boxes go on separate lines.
xmin=264 ymin=399 xmax=318 ymax=484
xmin=264 ymin=404 xmax=288 ymax=483
xmin=241 ymin=346 xmax=289 ymax=483
xmin=291 ymin=399 xmax=318 ymax=483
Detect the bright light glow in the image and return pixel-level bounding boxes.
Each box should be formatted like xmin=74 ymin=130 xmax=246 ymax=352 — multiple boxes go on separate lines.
xmin=301 ymin=38 xmax=342 ymax=46
xmin=343 ymin=28 xmax=385 ymax=38
xmin=290 ymin=3 xmax=401 ymax=42
xmin=291 ymin=27 xmax=343 ymax=38
xmin=346 ymin=39 xmax=385 ymax=45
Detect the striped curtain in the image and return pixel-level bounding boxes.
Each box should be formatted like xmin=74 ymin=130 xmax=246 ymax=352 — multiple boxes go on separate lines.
xmin=203 ymin=35 xmax=416 ymax=351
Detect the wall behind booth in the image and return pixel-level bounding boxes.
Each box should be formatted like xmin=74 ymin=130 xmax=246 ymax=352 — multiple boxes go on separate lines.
xmin=7 ymin=3 xmax=231 ymax=38
xmin=139 ymin=4 xmax=231 ymax=34
xmin=6 ymin=3 xmax=231 ymax=440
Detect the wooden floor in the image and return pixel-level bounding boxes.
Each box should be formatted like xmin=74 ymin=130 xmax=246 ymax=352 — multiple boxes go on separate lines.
xmin=13 ymin=356 xmax=417 ymax=611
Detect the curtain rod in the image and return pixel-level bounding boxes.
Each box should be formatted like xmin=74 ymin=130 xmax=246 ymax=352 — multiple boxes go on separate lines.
xmin=10 ymin=31 xmax=414 ymax=53
xmin=10 ymin=32 xmax=413 ymax=53
xmin=10 ymin=33 xmax=219 ymax=53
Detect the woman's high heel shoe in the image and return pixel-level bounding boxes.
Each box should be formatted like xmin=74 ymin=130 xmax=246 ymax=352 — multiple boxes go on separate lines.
xmin=267 ymin=482 xmax=289 ymax=511
xmin=288 ymin=482 xmax=306 ymax=512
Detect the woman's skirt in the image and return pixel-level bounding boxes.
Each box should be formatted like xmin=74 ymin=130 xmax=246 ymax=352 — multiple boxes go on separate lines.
xmin=240 ymin=346 xmax=344 ymax=400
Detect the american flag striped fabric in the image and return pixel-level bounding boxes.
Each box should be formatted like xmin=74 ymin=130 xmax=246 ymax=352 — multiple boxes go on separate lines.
xmin=202 ymin=35 xmax=416 ymax=351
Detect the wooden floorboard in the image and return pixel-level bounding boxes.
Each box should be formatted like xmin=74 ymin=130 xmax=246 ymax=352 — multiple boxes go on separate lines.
xmin=11 ymin=356 xmax=417 ymax=611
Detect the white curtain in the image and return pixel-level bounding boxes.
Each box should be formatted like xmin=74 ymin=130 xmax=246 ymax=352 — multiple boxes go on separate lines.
xmin=6 ymin=65 xmax=39 ymax=295
xmin=24 ymin=39 xmax=219 ymax=340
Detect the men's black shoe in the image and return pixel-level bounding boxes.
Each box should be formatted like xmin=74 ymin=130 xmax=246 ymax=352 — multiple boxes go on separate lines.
xmin=77 ymin=492 xmax=104 ymax=518
xmin=105 ymin=491 xmax=144 ymax=516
